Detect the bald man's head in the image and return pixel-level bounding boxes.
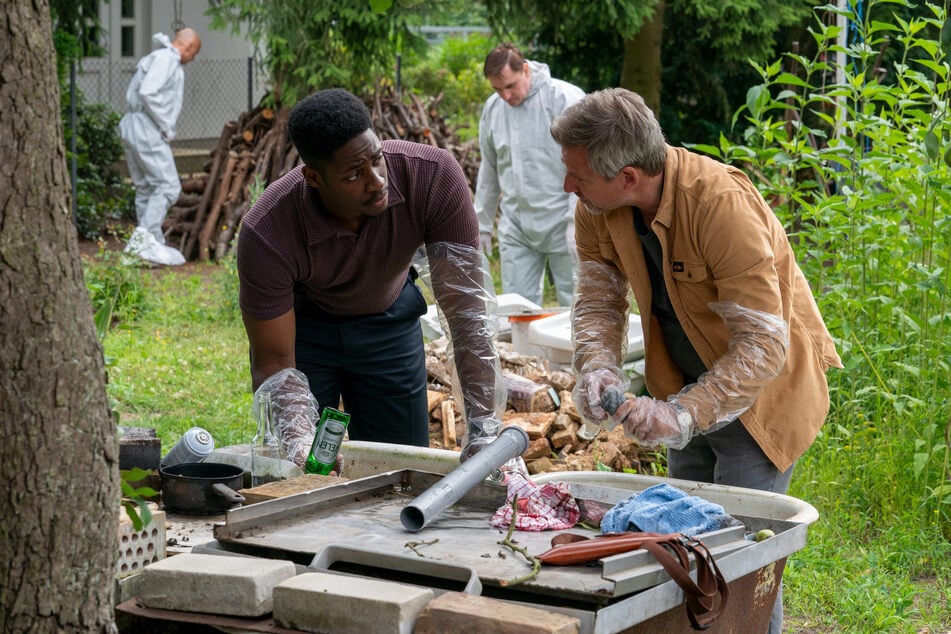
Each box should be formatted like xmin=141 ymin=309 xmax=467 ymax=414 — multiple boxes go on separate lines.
xmin=172 ymin=28 xmax=201 ymax=65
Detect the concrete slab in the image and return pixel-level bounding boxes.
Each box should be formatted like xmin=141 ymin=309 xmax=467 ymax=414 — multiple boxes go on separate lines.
xmin=138 ymin=552 xmax=296 ymax=617
xmin=273 ymin=571 xmax=434 ymax=634
xmin=414 ymin=592 xmax=581 ymax=633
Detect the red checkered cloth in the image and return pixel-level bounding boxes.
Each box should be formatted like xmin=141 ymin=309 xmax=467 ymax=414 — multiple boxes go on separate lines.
xmin=489 ymin=472 xmax=580 ymax=531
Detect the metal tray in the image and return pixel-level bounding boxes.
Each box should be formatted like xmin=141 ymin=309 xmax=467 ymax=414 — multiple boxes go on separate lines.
xmin=212 ymin=469 xmax=799 ymax=607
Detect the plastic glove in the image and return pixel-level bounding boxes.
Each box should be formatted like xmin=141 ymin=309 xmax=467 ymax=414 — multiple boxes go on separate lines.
xmin=479 ymin=231 xmax=494 ymax=259
xmin=255 ymin=368 xmax=320 ymax=468
xmin=460 ymin=433 xmax=496 ymax=462
xmin=326 ymin=452 xmax=345 ymax=477
xmin=610 ymin=394 xmax=695 ymax=450
xmin=459 ymin=432 xmax=529 ymax=484
xmin=460 ymin=413 xmax=502 ymax=462
xmin=573 ymin=367 xmax=627 ymax=426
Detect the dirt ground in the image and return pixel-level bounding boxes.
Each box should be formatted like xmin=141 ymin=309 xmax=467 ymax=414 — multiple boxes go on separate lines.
xmin=77 ymin=220 xmax=213 ymax=280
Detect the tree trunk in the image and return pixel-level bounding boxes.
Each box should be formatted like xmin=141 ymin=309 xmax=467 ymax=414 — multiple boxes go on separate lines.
xmin=0 ymin=1 xmax=118 ymax=632
xmin=620 ymin=0 xmax=665 ymax=115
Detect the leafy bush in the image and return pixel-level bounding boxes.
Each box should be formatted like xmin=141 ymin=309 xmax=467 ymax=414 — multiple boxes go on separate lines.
xmin=690 ymin=2 xmax=950 ymax=627
xmin=402 ymin=33 xmax=494 ymax=141
xmin=703 ymin=0 xmax=951 ymax=519
xmin=60 ymin=72 xmax=134 ymax=240
xmin=83 ymin=247 xmax=150 ymax=341
xmin=64 ymin=96 xmax=134 ymax=239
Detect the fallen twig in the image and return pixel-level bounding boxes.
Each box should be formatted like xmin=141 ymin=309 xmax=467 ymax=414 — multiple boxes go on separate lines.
xmin=404 ymin=538 xmax=439 ymax=557
xmin=497 ymin=496 xmax=542 ymax=586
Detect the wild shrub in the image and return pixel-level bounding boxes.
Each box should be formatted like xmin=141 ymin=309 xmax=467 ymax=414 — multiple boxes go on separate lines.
xmin=402 ymin=33 xmax=495 ymax=141
xmin=83 ymin=246 xmax=150 ymax=340
xmin=691 ymin=0 xmax=950 ymax=536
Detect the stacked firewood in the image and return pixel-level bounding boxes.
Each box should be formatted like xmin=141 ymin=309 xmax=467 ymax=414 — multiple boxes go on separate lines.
xmin=424 ymin=339 xmax=660 ymax=475
xmin=164 ymin=88 xmax=480 ymax=262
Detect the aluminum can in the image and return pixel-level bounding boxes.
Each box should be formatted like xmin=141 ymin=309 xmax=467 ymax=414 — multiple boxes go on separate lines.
xmin=161 ymin=426 xmax=214 ymax=467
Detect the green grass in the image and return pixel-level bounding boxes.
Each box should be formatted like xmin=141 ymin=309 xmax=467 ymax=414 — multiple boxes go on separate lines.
xmin=99 ymin=261 xmax=253 ymax=451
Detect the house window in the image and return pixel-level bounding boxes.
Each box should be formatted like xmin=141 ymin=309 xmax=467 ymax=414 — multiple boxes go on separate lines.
xmin=121 ymin=25 xmax=135 ymax=58
xmin=121 ymin=0 xmax=134 ymax=19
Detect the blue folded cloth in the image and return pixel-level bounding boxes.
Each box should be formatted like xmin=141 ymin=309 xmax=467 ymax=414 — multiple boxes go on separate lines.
xmin=601 ymin=483 xmax=739 ymax=536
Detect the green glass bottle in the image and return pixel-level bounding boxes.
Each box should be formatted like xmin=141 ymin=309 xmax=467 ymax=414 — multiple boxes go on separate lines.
xmin=304 ymin=407 xmax=350 ymax=475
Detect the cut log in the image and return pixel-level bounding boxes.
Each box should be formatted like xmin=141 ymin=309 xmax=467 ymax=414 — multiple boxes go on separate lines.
xmin=198 ymin=150 xmax=239 ymax=262
xmin=182 ymin=120 xmax=236 ymax=260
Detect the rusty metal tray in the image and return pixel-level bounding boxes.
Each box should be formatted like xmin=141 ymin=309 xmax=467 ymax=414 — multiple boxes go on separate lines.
xmin=211 ymin=469 xmax=797 ymax=607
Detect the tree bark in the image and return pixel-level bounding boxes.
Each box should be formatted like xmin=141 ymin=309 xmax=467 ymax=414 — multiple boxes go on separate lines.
xmin=620 ymin=0 xmax=665 ymax=115
xmin=0 ymin=1 xmax=118 ymax=631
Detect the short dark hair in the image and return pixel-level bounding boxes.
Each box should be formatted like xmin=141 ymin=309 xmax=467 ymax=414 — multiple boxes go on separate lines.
xmin=484 ymin=43 xmax=526 ymax=78
xmin=288 ymin=89 xmax=372 ymax=167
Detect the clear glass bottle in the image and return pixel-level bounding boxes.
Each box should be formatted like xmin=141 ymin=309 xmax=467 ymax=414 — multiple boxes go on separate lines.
xmin=251 ymin=390 xmax=286 ymax=486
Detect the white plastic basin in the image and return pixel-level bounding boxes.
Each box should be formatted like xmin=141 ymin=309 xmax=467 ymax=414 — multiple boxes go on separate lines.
xmin=527 ymin=311 xmax=645 ymax=366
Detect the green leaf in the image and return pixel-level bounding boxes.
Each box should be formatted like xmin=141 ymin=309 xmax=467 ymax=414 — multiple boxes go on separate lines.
xmin=774 ymin=72 xmax=809 ymax=88
xmin=924 ymin=130 xmax=940 ymax=162
xmin=746 ymin=84 xmax=767 ymax=118
xmin=369 ymin=0 xmax=393 ymax=12
xmin=687 ymin=143 xmax=722 ymax=158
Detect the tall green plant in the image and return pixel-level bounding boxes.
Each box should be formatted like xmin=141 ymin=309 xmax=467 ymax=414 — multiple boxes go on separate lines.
xmin=206 ymin=1 xmax=430 ymax=105
xmin=693 ymin=0 xmax=951 ymax=530
xmin=401 ymin=33 xmax=494 ymax=141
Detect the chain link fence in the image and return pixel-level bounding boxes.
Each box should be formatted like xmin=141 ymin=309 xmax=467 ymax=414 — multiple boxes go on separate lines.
xmin=76 ymin=57 xmax=266 ymax=143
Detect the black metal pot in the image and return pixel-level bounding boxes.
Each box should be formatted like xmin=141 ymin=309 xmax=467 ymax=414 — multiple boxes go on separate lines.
xmin=160 ymin=462 xmax=246 ymax=515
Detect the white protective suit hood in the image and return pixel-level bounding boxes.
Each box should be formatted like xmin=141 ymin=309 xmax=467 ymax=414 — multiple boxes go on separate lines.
xmin=474 ymin=60 xmax=583 ymax=251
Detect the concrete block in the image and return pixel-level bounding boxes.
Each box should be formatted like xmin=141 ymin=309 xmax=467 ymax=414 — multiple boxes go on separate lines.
xmin=138 ymin=552 xmax=296 ymax=617
xmin=413 ymin=592 xmax=581 ymax=634
xmin=117 ymin=505 xmax=165 ymax=578
xmin=273 ymin=571 xmax=434 ymax=634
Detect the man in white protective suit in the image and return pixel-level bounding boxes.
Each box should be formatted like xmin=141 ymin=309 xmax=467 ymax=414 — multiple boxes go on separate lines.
xmin=119 ymin=28 xmax=201 ymax=265
xmin=474 ymin=43 xmax=584 ymax=307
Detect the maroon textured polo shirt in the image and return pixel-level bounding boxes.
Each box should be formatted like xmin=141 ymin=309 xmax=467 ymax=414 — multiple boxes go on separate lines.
xmin=237 ymin=140 xmax=479 ymax=320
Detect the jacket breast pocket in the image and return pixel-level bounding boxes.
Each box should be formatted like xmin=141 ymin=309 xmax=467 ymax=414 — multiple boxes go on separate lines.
xmin=669 ymin=259 xmax=709 ymax=284
xmin=669 ymin=259 xmax=715 ymax=310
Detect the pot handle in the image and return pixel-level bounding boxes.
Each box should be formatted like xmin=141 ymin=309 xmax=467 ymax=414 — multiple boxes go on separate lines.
xmin=211 ymin=483 xmax=246 ymax=504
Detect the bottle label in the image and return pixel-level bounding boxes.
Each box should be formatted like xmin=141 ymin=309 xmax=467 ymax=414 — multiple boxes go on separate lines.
xmin=313 ymin=421 xmax=345 ymax=463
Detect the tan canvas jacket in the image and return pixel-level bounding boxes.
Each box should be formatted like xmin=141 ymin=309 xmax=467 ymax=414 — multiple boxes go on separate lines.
xmin=574 ymin=146 xmax=842 ymax=471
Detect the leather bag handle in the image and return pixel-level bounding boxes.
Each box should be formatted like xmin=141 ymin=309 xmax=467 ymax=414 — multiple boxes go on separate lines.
xmin=536 ymin=532 xmax=728 ymax=630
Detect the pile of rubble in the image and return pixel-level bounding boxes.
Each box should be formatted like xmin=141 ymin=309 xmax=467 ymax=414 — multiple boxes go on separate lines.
xmin=424 ymin=339 xmax=661 ymax=476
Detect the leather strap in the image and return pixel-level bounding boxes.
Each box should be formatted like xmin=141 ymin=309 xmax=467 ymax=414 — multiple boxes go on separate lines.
xmin=640 ymin=536 xmax=728 ymax=629
xmin=537 ymin=532 xmax=728 ymax=630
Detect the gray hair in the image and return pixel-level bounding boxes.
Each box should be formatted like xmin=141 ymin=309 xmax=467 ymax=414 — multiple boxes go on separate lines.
xmin=550 ymin=88 xmax=667 ymax=177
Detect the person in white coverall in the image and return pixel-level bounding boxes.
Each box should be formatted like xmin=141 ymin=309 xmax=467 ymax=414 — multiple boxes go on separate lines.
xmin=474 ymin=43 xmax=584 ymax=307
xmin=119 ymin=28 xmax=201 ymax=265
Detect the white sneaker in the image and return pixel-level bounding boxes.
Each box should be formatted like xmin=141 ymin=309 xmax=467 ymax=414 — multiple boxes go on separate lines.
xmin=125 ymin=227 xmax=186 ymax=266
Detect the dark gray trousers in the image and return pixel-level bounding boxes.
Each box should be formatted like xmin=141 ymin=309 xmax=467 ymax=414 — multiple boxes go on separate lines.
xmin=667 ymin=421 xmax=795 ymax=634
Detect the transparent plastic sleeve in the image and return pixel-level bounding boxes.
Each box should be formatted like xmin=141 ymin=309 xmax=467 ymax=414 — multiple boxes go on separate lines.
xmin=570 ymin=261 xmax=632 ymax=433
xmin=253 ymin=368 xmax=320 ymax=468
xmin=414 ymin=243 xmax=505 ymax=459
xmin=607 ymin=301 xmax=789 ymax=450
xmin=611 ymin=395 xmax=694 ymax=450
xmin=670 ymin=301 xmax=789 ymax=433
